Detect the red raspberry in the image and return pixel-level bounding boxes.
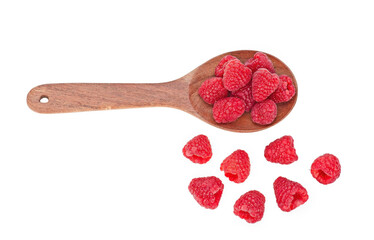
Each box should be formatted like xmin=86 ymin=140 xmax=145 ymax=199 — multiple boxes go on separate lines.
xmin=212 ymin=97 xmax=245 ymax=123
xmin=264 ymin=135 xmax=298 ymax=165
xmin=222 ymin=59 xmax=252 ymax=91
xmin=198 ymin=77 xmax=229 ymax=105
xmin=215 ymin=55 xmax=238 ymax=77
xmin=182 ymin=135 xmax=212 ymax=164
xmin=250 ymin=99 xmax=277 ymax=125
xmin=231 ymin=84 xmax=256 ymax=112
xmin=311 ymin=154 xmax=341 ymax=185
xmin=220 ymin=150 xmax=250 ymax=183
xmin=233 ymin=190 xmax=265 ymax=223
xmin=269 ymin=75 xmax=296 ymax=103
xmin=188 ymin=176 xmax=224 ymax=209
xmin=252 ymin=68 xmax=280 ymax=102
xmin=244 ymin=52 xmax=275 ymax=73
xmin=273 ymin=177 xmax=309 ymax=212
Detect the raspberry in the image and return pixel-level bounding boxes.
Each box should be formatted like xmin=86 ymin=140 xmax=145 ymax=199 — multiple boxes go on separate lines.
xmin=244 ymin=52 xmax=275 ymax=73
xmin=311 ymin=154 xmax=341 ymax=185
xmin=198 ymin=77 xmax=229 ymax=105
xmin=250 ymin=99 xmax=277 ymax=125
xmin=231 ymin=84 xmax=256 ymax=112
xmin=222 ymin=59 xmax=252 ymax=91
xmin=252 ymin=68 xmax=280 ymax=102
xmin=188 ymin=176 xmax=224 ymax=209
xmin=182 ymin=135 xmax=212 ymax=164
xmin=269 ymin=75 xmax=296 ymax=103
xmin=213 ymin=97 xmax=245 ymax=123
xmin=220 ymin=150 xmax=250 ymax=183
xmin=264 ymin=135 xmax=298 ymax=165
xmin=273 ymin=177 xmax=309 ymax=212
xmin=233 ymin=190 xmax=265 ymax=223
xmin=215 ymin=55 xmax=238 ymax=77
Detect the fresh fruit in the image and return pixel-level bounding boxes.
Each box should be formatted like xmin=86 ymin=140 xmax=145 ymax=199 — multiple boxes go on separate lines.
xmin=269 ymin=75 xmax=296 ymax=103
xmin=182 ymin=134 xmax=212 ymax=164
xmin=264 ymin=135 xmax=298 ymax=164
xmin=311 ymin=154 xmax=341 ymax=185
xmin=198 ymin=51 xmax=299 ymax=125
xmin=252 ymin=68 xmax=280 ymax=102
xmin=213 ymin=97 xmax=245 ymax=123
xmin=188 ymin=176 xmax=224 ymax=209
xmin=233 ymin=190 xmax=265 ymax=223
xmin=198 ymin=77 xmax=229 ymax=105
xmin=273 ymin=176 xmax=309 ymax=212
xmin=244 ymin=52 xmax=275 ymax=73
xmin=220 ymin=150 xmax=250 ymax=183
xmin=231 ymin=84 xmax=256 ymax=112
xmin=215 ymin=55 xmax=238 ymax=77
xmin=222 ymin=59 xmax=252 ymax=91
xmin=250 ymin=99 xmax=277 ymax=125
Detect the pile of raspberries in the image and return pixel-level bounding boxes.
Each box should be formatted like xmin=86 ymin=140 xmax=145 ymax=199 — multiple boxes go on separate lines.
xmin=183 ymin=134 xmax=341 ymax=223
xmin=198 ymin=52 xmax=296 ymax=125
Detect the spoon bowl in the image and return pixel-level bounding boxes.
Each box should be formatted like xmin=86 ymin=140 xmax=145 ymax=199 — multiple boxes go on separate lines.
xmin=27 ymin=50 xmax=297 ymax=132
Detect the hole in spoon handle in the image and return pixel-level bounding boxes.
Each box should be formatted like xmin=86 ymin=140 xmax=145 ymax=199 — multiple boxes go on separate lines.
xmin=39 ymin=96 xmax=49 ymax=103
xmin=27 ymin=81 xmax=191 ymax=114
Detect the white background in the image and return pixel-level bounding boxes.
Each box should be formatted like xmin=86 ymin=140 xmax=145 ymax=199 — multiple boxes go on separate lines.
xmin=1 ymin=0 xmax=373 ymax=239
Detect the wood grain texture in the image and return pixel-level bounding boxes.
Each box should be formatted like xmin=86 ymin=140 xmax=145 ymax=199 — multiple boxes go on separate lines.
xmin=27 ymin=50 xmax=297 ymax=132
xmin=27 ymin=79 xmax=194 ymax=114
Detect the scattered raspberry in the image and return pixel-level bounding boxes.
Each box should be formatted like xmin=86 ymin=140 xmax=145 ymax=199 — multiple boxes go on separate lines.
xmin=220 ymin=150 xmax=250 ymax=183
xmin=252 ymin=68 xmax=280 ymax=102
xmin=213 ymin=97 xmax=245 ymax=123
xmin=273 ymin=176 xmax=309 ymax=212
xmin=215 ymin=55 xmax=238 ymax=77
xmin=233 ymin=190 xmax=265 ymax=223
xmin=198 ymin=77 xmax=229 ymax=105
xmin=269 ymin=75 xmax=296 ymax=103
xmin=250 ymin=99 xmax=277 ymax=125
xmin=264 ymin=135 xmax=298 ymax=165
xmin=188 ymin=176 xmax=224 ymax=209
xmin=182 ymin=135 xmax=212 ymax=164
xmin=231 ymin=84 xmax=256 ymax=112
xmin=222 ymin=59 xmax=252 ymax=91
xmin=244 ymin=52 xmax=275 ymax=73
xmin=311 ymin=154 xmax=341 ymax=185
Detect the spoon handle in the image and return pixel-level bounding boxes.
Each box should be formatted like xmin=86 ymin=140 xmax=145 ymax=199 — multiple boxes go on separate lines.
xmin=27 ymin=79 xmax=193 ymax=114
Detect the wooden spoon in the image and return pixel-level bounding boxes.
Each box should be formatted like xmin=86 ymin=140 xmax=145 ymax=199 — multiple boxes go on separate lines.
xmin=27 ymin=50 xmax=297 ymax=132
